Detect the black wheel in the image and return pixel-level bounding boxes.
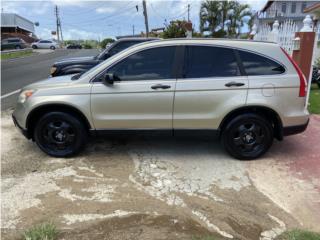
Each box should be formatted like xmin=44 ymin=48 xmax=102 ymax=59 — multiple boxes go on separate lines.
xmin=34 ymin=112 xmax=87 ymax=157
xmin=32 ymin=45 xmax=37 ymax=49
xmin=15 ymin=45 xmax=21 ymax=49
xmin=221 ymin=113 xmax=273 ymax=160
xmin=50 ymin=46 xmax=56 ymax=50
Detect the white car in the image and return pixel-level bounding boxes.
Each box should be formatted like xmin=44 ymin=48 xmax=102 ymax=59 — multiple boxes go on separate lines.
xmin=32 ymin=40 xmax=59 ymax=50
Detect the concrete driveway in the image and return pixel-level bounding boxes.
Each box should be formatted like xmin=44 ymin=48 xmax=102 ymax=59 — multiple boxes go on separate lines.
xmin=1 ymin=111 xmax=319 ymax=240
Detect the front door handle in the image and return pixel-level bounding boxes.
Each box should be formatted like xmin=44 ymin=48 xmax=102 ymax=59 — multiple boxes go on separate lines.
xmin=225 ymin=82 xmax=245 ymax=87
xmin=151 ymin=84 xmax=171 ymax=90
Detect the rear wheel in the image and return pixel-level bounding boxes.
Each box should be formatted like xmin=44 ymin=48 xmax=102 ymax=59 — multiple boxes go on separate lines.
xmin=15 ymin=45 xmax=21 ymax=49
xmin=221 ymin=113 xmax=273 ymax=160
xmin=32 ymin=45 xmax=37 ymax=49
xmin=34 ymin=112 xmax=87 ymax=157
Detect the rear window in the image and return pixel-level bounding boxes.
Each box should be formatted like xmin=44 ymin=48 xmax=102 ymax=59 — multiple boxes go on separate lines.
xmin=184 ymin=46 xmax=240 ymax=78
xmin=238 ymin=50 xmax=285 ymax=75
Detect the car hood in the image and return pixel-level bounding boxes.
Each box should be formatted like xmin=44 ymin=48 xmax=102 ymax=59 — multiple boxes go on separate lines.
xmin=55 ymin=56 xmax=96 ymax=65
xmin=24 ymin=75 xmax=75 ymax=90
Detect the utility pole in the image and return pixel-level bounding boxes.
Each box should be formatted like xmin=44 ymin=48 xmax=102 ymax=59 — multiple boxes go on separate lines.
xmin=142 ymin=0 xmax=149 ymax=37
xmin=55 ymin=5 xmax=60 ymax=43
xmin=132 ymin=25 xmax=135 ymax=36
xmin=54 ymin=5 xmax=63 ymax=45
xmin=187 ymin=4 xmax=190 ymax=22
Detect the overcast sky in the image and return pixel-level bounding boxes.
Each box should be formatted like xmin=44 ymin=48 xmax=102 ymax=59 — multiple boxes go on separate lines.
xmin=2 ymin=0 xmax=266 ymax=40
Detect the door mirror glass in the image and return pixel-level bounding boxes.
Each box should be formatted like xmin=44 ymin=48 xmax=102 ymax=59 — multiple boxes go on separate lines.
xmin=102 ymin=73 xmax=115 ymax=85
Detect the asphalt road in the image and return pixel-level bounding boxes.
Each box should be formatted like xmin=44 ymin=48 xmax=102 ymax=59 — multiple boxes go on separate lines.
xmin=1 ymin=49 xmax=99 ymax=110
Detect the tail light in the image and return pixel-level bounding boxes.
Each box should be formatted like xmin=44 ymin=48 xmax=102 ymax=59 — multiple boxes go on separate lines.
xmin=281 ymin=47 xmax=307 ymax=97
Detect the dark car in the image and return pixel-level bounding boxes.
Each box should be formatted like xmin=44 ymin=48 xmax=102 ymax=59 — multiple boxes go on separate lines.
xmin=50 ymin=37 xmax=160 ymax=77
xmin=66 ymin=44 xmax=82 ymax=49
xmin=312 ymin=65 xmax=320 ymax=88
xmin=1 ymin=38 xmax=28 ymax=51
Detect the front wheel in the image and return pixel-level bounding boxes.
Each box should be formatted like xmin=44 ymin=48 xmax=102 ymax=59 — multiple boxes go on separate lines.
xmin=32 ymin=45 xmax=37 ymax=49
xmin=50 ymin=46 xmax=56 ymax=50
xmin=221 ymin=113 xmax=273 ymax=160
xmin=34 ymin=112 xmax=87 ymax=157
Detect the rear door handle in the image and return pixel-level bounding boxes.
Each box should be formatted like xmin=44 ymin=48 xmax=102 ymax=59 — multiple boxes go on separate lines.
xmin=151 ymin=84 xmax=171 ymax=90
xmin=225 ymin=82 xmax=245 ymax=87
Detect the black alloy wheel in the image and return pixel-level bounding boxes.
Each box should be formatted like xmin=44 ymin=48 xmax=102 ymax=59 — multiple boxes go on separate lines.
xmin=221 ymin=113 xmax=273 ymax=160
xmin=34 ymin=112 xmax=87 ymax=157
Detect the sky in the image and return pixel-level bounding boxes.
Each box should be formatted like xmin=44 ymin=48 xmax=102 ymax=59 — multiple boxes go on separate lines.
xmin=1 ymin=0 xmax=266 ymax=40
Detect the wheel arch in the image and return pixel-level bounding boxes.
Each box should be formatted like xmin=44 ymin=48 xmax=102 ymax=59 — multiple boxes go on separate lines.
xmin=26 ymin=104 xmax=92 ymax=139
xmin=219 ymin=105 xmax=283 ymax=140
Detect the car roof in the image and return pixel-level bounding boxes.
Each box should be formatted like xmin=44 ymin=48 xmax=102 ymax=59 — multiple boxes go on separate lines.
xmin=117 ymin=37 xmax=161 ymax=42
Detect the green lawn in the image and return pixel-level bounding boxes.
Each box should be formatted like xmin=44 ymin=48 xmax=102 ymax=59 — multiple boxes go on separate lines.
xmin=0 ymin=49 xmax=33 ymax=60
xmin=309 ymin=84 xmax=320 ymax=114
xmin=276 ymin=229 xmax=320 ymax=240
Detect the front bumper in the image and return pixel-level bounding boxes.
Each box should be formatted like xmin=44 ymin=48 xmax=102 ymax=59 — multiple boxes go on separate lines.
xmin=12 ymin=114 xmax=31 ymax=139
xmin=283 ymin=118 xmax=309 ymax=136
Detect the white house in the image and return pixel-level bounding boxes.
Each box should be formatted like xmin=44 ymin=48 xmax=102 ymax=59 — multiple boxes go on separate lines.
xmin=255 ymin=1 xmax=319 ymax=30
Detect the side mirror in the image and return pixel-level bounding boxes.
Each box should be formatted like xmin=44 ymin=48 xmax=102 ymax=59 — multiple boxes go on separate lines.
xmin=102 ymin=73 xmax=115 ymax=85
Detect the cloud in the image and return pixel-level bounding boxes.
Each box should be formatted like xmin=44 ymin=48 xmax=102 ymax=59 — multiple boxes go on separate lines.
xmin=96 ymin=6 xmax=116 ymax=14
xmin=62 ymin=28 xmax=103 ymax=40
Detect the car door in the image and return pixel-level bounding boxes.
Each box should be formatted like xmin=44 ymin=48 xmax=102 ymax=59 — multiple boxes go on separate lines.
xmin=173 ymin=45 xmax=248 ymax=130
xmin=91 ymin=45 xmax=179 ymax=130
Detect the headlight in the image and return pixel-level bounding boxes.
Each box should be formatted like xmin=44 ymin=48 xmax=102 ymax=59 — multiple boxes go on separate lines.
xmin=18 ymin=90 xmax=36 ymax=103
xmin=50 ymin=66 xmax=57 ymax=75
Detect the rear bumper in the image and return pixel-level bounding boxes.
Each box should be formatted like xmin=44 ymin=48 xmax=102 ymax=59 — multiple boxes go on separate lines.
xmin=283 ymin=118 xmax=309 ymax=136
xmin=12 ymin=114 xmax=31 ymax=139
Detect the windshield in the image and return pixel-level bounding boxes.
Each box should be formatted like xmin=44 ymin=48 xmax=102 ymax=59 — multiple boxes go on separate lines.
xmin=80 ymin=52 xmax=120 ymax=79
xmin=95 ymin=43 xmax=114 ymax=60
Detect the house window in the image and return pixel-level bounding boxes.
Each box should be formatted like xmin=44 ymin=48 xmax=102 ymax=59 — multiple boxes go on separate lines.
xmin=291 ymin=2 xmax=296 ymax=13
xmin=281 ymin=2 xmax=287 ymax=14
xmin=301 ymin=2 xmax=307 ymax=13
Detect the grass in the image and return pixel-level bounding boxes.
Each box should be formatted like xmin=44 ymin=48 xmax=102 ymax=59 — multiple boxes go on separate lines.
xmin=23 ymin=222 xmax=58 ymax=240
xmin=0 ymin=49 xmax=33 ymax=60
xmin=276 ymin=229 xmax=320 ymax=240
xmin=309 ymin=84 xmax=320 ymax=114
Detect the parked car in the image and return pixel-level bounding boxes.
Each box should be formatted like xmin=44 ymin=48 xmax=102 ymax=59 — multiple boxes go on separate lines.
xmin=32 ymin=40 xmax=59 ymax=50
xmin=12 ymin=39 xmax=309 ymax=160
xmin=50 ymin=37 xmax=160 ymax=77
xmin=1 ymin=38 xmax=28 ymax=50
xmin=312 ymin=65 xmax=320 ymax=88
xmin=66 ymin=44 xmax=82 ymax=49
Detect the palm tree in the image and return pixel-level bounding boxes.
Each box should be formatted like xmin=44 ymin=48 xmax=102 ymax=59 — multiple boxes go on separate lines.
xmin=199 ymin=1 xmax=222 ymax=35
xmin=199 ymin=0 xmax=252 ymax=38
xmin=228 ymin=2 xmax=252 ymax=37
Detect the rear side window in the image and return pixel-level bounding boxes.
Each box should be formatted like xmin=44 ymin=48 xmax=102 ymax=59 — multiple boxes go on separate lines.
xmin=238 ymin=50 xmax=285 ymax=75
xmin=184 ymin=46 xmax=240 ymax=78
xmin=8 ymin=39 xmax=19 ymax=43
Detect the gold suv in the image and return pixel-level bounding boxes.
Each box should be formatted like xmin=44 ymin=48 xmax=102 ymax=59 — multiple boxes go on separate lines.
xmin=12 ymin=39 xmax=309 ymax=160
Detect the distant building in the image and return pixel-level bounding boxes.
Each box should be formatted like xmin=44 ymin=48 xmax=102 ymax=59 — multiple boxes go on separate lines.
xmin=255 ymin=1 xmax=319 ymax=29
xmin=1 ymin=13 xmax=37 ymax=43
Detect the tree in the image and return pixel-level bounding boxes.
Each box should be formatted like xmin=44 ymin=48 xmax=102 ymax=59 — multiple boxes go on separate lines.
xmin=162 ymin=20 xmax=187 ymax=39
xmin=100 ymin=38 xmax=115 ymax=49
xmin=199 ymin=0 xmax=252 ymax=38
xmin=227 ymin=2 xmax=252 ymax=37
xmin=199 ymin=1 xmax=221 ymax=35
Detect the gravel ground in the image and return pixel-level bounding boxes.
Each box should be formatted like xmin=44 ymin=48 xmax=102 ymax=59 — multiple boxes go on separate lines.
xmin=1 ymin=110 xmax=319 ymax=240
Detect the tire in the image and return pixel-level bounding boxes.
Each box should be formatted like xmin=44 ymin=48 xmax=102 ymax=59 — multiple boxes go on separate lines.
xmin=221 ymin=113 xmax=273 ymax=160
xmin=32 ymin=45 xmax=37 ymax=49
xmin=50 ymin=46 xmax=56 ymax=50
xmin=34 ymin=112 xmax=87 ymax=157
xmin=15 ymin=45 xmax=21 ymax=49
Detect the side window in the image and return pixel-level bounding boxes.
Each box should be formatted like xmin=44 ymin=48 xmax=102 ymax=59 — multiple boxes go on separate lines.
xmin=39 ymin=40 xmax=45 ymax=43
xmin=238 ymin=50 xmax=285 ymax=75
xmin=108 ymin=41 xmax=139 ymax=56
xmin=184 ymin=46 xmax=240 ymax=78
xmin=107 ymin=46 xmax=176 ymax=81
